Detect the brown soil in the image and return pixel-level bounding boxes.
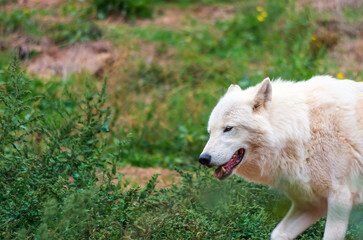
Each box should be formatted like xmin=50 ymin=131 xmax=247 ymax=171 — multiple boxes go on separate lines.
xmin=67 ymin=166 xmax=179 ymax=189
xmin=110 ymin=166 xmax=179 ymax=188
xmin=27 ymin=41 xmax=116 ymax=78
xmin=330 ymin=38 xmax=363 ymax=75
xmin=298 ymin=0 xmax=360 ymax=11
xmin=137 ymin=6 xmax=235 ymax=28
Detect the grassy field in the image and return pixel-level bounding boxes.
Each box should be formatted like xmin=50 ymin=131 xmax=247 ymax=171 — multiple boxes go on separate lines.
xmin=1 ymin=0 xmax=363 ymax=239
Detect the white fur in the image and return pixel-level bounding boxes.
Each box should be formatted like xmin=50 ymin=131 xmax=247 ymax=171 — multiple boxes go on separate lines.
xmin=201 ymin=76 xmax=363 ymax=240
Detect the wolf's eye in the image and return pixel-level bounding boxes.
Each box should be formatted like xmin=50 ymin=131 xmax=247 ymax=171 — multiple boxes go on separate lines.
xmin=224 ymin=126 xmax=233 ymax=133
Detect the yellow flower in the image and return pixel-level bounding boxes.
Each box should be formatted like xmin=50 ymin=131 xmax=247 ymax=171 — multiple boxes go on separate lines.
xmin=261 ymin=11 xmax=268 ymax=18
xmin=256 ymin=6 xmax=263 ymax=12
xmin=311 ymin=35 xmax=317 ymax=41
xmin=24 ymin=9 xmax=29 ymax=14
xmin=336 ymin=72 xmax=345 ymax=79
xmin=257 ymin=15 xmax=264 ymax=22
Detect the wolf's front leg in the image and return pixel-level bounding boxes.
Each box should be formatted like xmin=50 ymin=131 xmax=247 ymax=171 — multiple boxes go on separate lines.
xmin=323 ymin=188 xmax=352 ymax=240
xmin=271 ymin=202 xmax=325 ymax=240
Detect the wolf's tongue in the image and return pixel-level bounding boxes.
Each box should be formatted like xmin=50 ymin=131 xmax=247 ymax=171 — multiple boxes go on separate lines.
xmin=214 ymin=166 xmax=224 ymax=179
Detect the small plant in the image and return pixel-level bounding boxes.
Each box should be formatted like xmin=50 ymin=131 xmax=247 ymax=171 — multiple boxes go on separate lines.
xmin=92 ymin=0 xmax=154 ymax=20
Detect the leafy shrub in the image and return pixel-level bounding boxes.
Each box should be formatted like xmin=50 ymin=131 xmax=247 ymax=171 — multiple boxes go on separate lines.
xmin=35 ymin=174 xmax=160 ymax=239
xmin=92 ymin=0 xmax=154 ymax=20
xmin=0 ymin=59 xmax=157 ymax=238
xmin=0 ymin=59 xmax=101 ymax=236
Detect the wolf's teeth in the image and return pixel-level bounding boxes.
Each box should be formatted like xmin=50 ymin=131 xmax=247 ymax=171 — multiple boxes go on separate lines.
xmin=221 ymin=167 xmax=226 ymax=173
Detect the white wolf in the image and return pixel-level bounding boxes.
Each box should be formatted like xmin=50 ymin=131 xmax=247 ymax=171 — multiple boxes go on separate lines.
xmin=199 ymin=76 xmax=363 ymax=240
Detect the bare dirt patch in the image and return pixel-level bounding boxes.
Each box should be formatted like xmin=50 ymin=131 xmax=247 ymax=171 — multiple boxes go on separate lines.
xmin=27 ymin=41 xmax=116 ymax=78
xmin=9 ymin=0 xmax=63 ymax=9
xmin=112 ymin=166 xmax=179 ymax=188
xmin=137 ymin=6 xmax=235 ymax=28
xmin=298 ymin=0 xmax=360 ymax=11
xmin=329 ymin=38 xmax=363 ymax=75
xmin=67 ymin=166 xmax=179 ymax=189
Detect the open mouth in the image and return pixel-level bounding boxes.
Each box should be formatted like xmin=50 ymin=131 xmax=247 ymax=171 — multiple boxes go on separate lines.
xmin=214 ymin=148 xmax=245 ymax=180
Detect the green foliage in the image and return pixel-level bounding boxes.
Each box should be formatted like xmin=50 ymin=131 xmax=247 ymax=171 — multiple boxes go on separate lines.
xmin=1 ymin=0 xmax=363 ymax=239
xmin=46 ymin=20 xmax=102 ymax=46
xmin=37 ymin=174 xmax=159 ymax=239
xmin=131 ymin=168 xmax=279 ymax=239
xmin=92 ymin=0 xmax=154 ymax=20
xmin=0 ymin=59 xmax=158 ymax=238
xmin=0 ymin=9 xmax=37 ymax=35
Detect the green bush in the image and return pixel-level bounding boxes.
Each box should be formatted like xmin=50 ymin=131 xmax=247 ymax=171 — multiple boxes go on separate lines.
xmin=92 ymin=0 xmax=154 ymax=20
xmin=0 ymin=59 xmax=157 ymax=238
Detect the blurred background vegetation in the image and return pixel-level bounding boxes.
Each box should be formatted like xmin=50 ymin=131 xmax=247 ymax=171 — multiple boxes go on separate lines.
xmin=0 ymin=0 xmax=362 ymax=239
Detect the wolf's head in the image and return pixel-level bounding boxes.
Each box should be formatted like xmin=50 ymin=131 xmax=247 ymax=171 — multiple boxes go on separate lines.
xmin=199 ymin=78 xmax=274 ymax=180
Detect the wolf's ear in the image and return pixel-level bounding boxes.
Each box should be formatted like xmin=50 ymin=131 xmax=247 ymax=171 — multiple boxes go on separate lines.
xmin=253 ymin=77 xmax=272 ymax=111
xmin=227 ymin=84 xmax=242 ymax=94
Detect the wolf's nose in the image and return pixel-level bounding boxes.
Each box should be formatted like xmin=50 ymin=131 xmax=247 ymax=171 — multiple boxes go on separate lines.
xmin=199 ymin=153 xmax=211 ymax=166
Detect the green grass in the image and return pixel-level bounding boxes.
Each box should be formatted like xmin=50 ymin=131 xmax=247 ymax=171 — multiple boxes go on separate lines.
xmin=0 ymin=0 xmax=362 ymax=238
